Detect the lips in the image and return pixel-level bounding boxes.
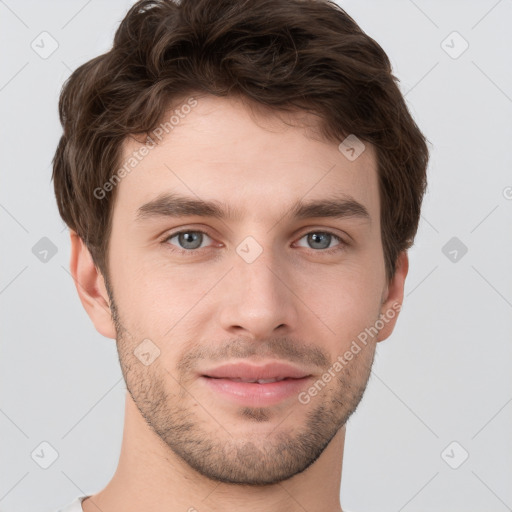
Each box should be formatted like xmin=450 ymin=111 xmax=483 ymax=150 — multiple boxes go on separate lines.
xmin=221 ymin=377 xmax=288 ymax=384
xmin=199 ymin=361 xmax=313 ymax=406
xmin=201 ymin=361 xmax=311 ymax=382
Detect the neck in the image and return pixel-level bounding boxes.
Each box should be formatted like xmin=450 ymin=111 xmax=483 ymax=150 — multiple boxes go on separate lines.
xmin=83 ymin=392 xmax=345 ymax=512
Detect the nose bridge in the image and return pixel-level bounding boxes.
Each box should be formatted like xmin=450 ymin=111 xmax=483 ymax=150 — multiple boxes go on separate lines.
xmin=218 ymin=233 xmax=297 ymax=337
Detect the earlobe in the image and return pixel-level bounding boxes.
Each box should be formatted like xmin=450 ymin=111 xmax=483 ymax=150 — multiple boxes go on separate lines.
xmin=376 ymin=251 xmax=409 ymax=342
xmin=69 ymin=230 xmax=117 ymax=339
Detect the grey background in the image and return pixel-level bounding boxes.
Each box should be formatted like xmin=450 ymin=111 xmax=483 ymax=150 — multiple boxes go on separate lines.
xmin=1 ymin=1 xmax=511 ymax=511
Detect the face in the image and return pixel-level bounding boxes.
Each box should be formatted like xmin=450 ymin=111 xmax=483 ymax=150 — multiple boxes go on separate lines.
xmin=100 ymin=94 xmax=402 ymax=485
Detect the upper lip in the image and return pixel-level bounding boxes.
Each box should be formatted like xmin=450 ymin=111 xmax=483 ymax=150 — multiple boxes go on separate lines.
xmin=201 ymin=361 xmax=311 ymax=380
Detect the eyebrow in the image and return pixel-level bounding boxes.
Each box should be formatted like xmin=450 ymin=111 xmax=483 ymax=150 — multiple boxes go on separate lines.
xmin=135 ymin=192 xmax=371 ymax=225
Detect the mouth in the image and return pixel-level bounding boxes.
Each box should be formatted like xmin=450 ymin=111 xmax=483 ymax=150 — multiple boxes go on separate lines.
xmin=205 ymin=376 xmax=298 ymax=384
xmin=201 ymin=360 xmax=311 ymax=380
xmin=199 ymin=361 xmax=313 ymax=406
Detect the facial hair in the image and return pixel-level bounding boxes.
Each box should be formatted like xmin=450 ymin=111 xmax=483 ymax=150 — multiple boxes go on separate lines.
xmin=105 ymin=279 xmax=376 ymax=486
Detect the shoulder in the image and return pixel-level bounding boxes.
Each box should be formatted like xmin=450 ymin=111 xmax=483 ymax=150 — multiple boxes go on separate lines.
xmin=54 ymin=495 xmax=89 ymax=512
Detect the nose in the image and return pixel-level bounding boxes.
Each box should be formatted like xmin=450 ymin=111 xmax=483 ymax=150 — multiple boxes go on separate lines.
xmin=218 ymin=241 xmax=299 ymax=340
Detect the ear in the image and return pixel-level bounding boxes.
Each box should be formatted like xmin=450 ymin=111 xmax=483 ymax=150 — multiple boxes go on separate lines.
xmin=69 ymin=230 xmax=116 ymax=339
xmin=376 ymin=251 xmax=409 ymax=342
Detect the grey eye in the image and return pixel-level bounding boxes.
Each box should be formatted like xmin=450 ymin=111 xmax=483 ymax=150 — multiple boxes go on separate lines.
xmin=167 ymin=231 xmax=212 ymax=250
xmin=297 ymin=232 xmax=341 ymax=250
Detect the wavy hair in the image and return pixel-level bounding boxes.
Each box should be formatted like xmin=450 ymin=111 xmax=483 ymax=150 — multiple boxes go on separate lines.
xmin=52 ymin=0 xmax=429 ymax=282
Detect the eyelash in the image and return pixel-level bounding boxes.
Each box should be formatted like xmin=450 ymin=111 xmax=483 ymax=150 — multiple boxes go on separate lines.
xmin=161 ymin=229 xmax=348 ymax=257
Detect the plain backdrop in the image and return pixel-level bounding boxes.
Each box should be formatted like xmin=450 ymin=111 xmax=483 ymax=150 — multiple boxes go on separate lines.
xmin=1 ymin=1 xmax=511 ymax=511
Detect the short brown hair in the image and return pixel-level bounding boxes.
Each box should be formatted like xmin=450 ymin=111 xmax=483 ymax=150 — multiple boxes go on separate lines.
xmin=52 ymin=0 xmax=429 ymax=283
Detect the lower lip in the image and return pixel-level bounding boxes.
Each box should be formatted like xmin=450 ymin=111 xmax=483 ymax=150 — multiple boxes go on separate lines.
xmin=201 ymin=376 xmax=312 ymax=407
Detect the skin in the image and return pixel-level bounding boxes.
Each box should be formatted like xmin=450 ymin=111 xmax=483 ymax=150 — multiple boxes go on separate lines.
xmin=71 ymin=94 xmax=408 ymax=512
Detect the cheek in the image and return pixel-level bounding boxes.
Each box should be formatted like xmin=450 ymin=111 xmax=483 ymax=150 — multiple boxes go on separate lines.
xmin=300 ymin=260 xmax=384 ymax=346
xmin=110 ymin=248 xmax=216 ymax=339
xmin=110 ymin=228 xmax=385 ymax=342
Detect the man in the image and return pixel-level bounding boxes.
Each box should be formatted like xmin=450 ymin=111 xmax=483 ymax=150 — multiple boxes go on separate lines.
xmin=53 ymin=0 xmax=429 ymax=510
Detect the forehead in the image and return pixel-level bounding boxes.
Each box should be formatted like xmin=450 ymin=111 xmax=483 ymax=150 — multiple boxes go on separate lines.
xmin=113 ymin=94 xmax=379 ymax=225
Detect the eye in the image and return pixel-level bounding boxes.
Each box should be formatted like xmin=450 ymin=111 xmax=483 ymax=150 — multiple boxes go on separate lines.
xmin=295 ymin=231 xmax=346 ymax=253
xmin=161 ymin=229 xmax=348 ymax=256
xmin=163 ymin=230 xmax=214 ymax=253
